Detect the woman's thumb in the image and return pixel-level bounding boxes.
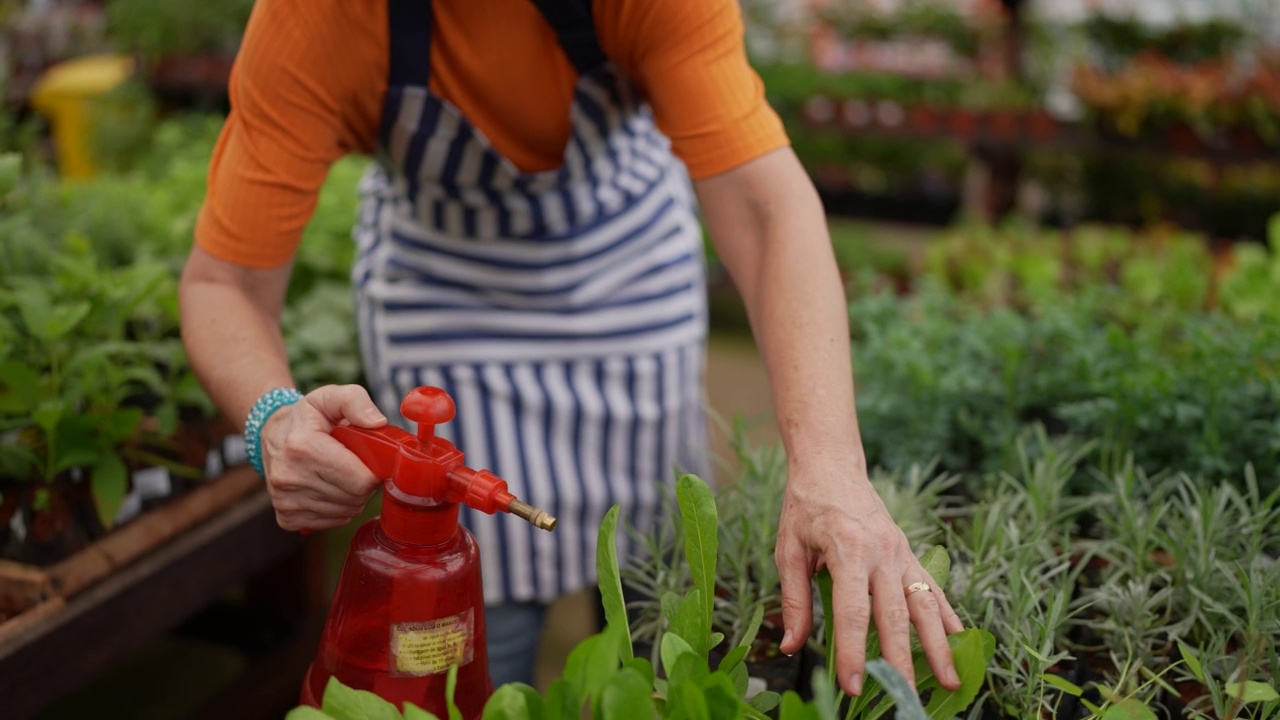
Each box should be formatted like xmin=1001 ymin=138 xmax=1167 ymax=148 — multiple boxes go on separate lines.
xmin=307 ymin=384 xmax=387 ymax=427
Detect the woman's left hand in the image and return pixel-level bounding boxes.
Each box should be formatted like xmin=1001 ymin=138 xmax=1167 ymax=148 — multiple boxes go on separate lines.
xmin=774 ymin=458 xmax=966 ymax=698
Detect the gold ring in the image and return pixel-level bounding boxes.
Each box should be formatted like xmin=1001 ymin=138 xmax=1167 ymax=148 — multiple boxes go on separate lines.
xmin=905 ymin=581 xmax=932 ymax=596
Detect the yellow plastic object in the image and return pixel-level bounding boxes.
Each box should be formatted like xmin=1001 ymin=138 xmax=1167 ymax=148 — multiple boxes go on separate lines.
xmin=29 ymin=54 xmax=136 ymax=180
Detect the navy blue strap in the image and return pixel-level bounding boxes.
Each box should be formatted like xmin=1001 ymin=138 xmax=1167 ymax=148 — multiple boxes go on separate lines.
xmin=384 ymin=0 xmax=604 ymax=88
xmin=387 ymin=0 xmax=433 ymax=86
xmin=527 ymin=0 xmax=606 ymax=75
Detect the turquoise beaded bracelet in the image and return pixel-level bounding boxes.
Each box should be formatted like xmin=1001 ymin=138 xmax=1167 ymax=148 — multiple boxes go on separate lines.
xmin=244 ymin=387 xmax=304 ymax=477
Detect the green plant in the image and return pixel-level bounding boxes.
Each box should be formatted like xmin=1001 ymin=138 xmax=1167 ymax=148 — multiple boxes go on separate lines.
xmin=811 ymin=547 xmax=994 ymax=720
xmin=105 ymin=0 xmax=254 ymax=60
xmin=849 ymin=281 xmax=1280 ymax=494
xmin=293 ymin=474 xmax=990 ymax=719
xmin=0 ymin=238 xmax=206 ymax=529
xmin=1219 ymin=214 xmax=1280 ymax=322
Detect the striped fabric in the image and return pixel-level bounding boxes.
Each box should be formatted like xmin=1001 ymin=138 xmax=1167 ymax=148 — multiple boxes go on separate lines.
xmin=352 ymin=0 xmax=713 ymax=604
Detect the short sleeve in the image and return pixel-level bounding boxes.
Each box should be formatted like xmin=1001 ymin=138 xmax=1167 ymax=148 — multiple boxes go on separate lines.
xmin=597 ymin=0 xmax=791 ymax=180
xmin=195 ymin=0 xmax=383 ymax=268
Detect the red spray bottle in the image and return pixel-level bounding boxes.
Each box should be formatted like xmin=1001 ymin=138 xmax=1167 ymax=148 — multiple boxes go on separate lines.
xmin=299 ymin=386 xmax=556 ymax=718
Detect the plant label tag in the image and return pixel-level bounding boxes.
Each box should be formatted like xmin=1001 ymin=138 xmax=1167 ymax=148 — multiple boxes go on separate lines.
xmin=132 ymin=467 xmax=171 ymax=500
xmin=9 ymin=508 xmax=25 ymax=543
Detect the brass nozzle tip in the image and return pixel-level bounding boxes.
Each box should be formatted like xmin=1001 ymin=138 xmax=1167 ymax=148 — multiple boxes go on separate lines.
xmin=509 ymin=499 xmax=558 ymax=532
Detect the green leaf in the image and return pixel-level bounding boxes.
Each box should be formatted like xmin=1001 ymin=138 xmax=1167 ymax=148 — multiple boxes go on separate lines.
xmin=33 ymin=400 xmax=66 ymax=436
xmin=153 ymin=401 xmax=180 ymax=437
xmin=622 ymin=657 xmax=656 ymax=691
xmin=320 ymin=675 xmax=402 ymax=720
xmin=541 ymin=679 xmax=580 ymax=720
xmin=482 ymin=684 xmax=534 ymax=720
xmin=707 ymin=632 xmax=724 ymax=651
xmin=917 ymin=545 xmax=951 ymax=590
xmin=0 ymin=360 xmax=41 ymax=412
xmin=1177 ymin=642 xmax=1205 ymax=683
xmin=670 ymin=652 xmax=711 ymax=699
xmin=807 ymin=672 xmax=839 ymax=720
xmin=668 ymin=589 xmax=709 ymax=657
xmin=1225 ymin=681 xmax=1280 ymax=704
xmin=728 ymin=657 xmax=748 ymax=699
xmin=403 ymin=703 xmax=442 ymax=720
xmin=0 ymin=443 xmax=40 ymax=479
xmin=1100 ymin=698 xmax=1158 ymax=720
xmin=736 ymin=605 xmax=764 ymax=652
xmin=598 ymin=668 xmax=655 ymax=719
xmin=661 ymin=592 xmax=682 ymax=624
xmin=815 ymin=570 xmax=836 ymax=684
xmin=0 ymin=153 xmax=20 ymax=196
xmin=1040 ymin=672 xmax=1084 ymax=697
xmin=595 ymin=504 xmax=634 ymax=661
xmin=865 ymin=659 xmax=930 ymax=720
xmin=702 ymin=675 xmax=744 ymax=720
xmin=923 ymin=629 xmax=995 ymax=718
xmin=747 ymin=691 xmax=781 ymax=713
xmin=679 ymin=682 xmax=711 ymax=720
xmin=661 ymin=632 xmax=698 ymax=684
xmin=676 ymin=474 xmax=718 ymax=635
xmin=778 ymin=691 xmax=819 ymax=720
xmin=91 ymin=455 xmax=129 ymax=529
xmin=285 ymin=707 xmax=336 ymax=720
xmin=445 ymin=665 xmax=463 ymax=720
xmin=18 ymin=297 xmax=92 ymax=343
xmin=563 ymin=624 xmax=625 ymax=707
xmin=718 ymin=645 xmax=749 ymax=676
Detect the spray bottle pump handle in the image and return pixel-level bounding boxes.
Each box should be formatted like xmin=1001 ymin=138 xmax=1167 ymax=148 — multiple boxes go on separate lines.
xmin=400 ymin=386 xmax=454 ymax=444
xmin=312 ymin=387 xmax=557 ymax=534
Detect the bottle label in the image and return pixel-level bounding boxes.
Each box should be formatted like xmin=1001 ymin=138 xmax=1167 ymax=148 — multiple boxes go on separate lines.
xmin=390 ymin=609 xmax=476 ymax=677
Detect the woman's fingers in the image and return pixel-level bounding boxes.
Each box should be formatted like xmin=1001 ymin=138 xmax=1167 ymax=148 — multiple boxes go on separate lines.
xmin=258 ymin=385 xmax=387 ymax=531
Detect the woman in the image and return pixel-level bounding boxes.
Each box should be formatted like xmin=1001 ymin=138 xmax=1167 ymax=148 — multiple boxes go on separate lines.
xmin=178 ymin=0 xmax=964 ymax=696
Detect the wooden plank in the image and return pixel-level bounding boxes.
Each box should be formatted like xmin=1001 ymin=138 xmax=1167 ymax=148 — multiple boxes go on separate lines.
xmin=0 ymin=485 xmax=303 ymax=720
xmin=0 ymin=597 xmax=66 ymax=645
xmin=0 ymin=560 xmax=52 ymax=615
xmin=46 ymin=465 xmax=261 ymax=600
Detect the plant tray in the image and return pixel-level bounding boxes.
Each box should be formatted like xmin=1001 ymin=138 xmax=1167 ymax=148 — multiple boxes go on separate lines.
xmin=0 ymin=465 xmax=261 ymax=644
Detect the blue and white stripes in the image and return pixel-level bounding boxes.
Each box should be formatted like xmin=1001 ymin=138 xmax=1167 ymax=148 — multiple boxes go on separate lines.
xmin=353 ymin=46 xmax=711 ymax=603
xmin=389 ymin=347 xmax=709 ymax=603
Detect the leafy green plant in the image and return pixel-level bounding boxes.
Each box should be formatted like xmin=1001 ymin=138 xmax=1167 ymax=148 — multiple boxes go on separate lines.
xmin=293 ymin=474 xmax=990 ymax=719
xmin=105 ymin=0 xmax=254 ymax=60
xmin=0 ymin=234 xmax=208 ymax=534
xmin=1219 ymin=213 xmax=1280 ymax=322
xmin=810 ymin=548 xmax=994 ymax=720
xmin=848 ymin=281 xmax=1280 ymax=494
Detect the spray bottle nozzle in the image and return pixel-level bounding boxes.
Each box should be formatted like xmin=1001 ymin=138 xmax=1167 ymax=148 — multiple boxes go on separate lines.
xmin=329 ymin=387 xmax=557 ymax=533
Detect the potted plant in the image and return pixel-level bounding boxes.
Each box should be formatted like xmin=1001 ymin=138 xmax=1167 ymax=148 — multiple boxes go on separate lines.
xmin=0 ymin=155 xmax=216 ymax=567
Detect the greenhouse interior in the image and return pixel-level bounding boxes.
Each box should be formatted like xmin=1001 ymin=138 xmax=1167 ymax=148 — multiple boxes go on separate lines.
xmin=1 ymin=0 xmax=1278 ymax=718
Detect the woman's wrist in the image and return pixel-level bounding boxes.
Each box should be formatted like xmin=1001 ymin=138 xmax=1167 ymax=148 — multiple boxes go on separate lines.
xmin=244 ymin=387 xmax=304 ymax=476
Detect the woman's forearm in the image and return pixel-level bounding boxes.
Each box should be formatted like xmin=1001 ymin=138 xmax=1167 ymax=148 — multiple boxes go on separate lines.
xmin=697 ymin=148 xmax=866 ymax=480
xmin=178 ymin=245 xmax=297 ymax=430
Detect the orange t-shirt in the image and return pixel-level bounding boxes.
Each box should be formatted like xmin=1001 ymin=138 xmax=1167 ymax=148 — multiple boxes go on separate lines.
xmin=196 ymin=0 xmax=790 ymax=268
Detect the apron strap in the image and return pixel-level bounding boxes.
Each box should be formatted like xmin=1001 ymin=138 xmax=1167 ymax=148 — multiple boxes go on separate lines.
xmin=387 ymin=0 xmax=433 ymax=86
xmin=527 ymin=0 xmax=606 ymax=76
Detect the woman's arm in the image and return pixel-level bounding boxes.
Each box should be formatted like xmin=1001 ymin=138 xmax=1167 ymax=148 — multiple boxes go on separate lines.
xmin=178 ymin=247 xmax=386 ymax=532
xmin=178 ymin=0 xmax=387 ymax=531
xmin=179 ymin=246 xmax=295 ymax=425
xmin=694 ymin=147 xmax=965 ymax=696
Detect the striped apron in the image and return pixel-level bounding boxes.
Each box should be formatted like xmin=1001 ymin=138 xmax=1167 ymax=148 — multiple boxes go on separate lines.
xmin=352 ymin=0 xmax=713 ymax=605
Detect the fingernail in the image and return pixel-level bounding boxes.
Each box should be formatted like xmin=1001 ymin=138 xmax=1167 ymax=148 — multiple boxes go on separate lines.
xmin=781 ymin=630 xmax=794 ymax=655
xmin=850 ymin=672 xmax=863 ymax=696
xmin=946 ymin=667 xmax=961 ymax=686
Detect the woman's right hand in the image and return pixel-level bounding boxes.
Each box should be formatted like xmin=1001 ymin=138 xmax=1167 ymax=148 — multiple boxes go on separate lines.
xmin=258 ymin=384 xmax=389 ymax=531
